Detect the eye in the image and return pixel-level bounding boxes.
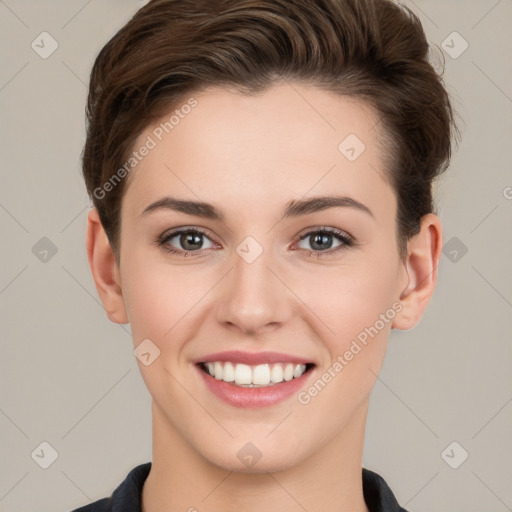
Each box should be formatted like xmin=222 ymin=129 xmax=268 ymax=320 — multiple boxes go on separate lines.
xmin=156 ymin=226 xmax=355 ymax=258
xmin=295 ymin=227 xmax=354 ymax=256
xmin=158 ymin=228 xmax=216 ymax=256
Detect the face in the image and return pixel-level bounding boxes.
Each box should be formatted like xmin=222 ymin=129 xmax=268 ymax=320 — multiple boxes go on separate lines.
xmin=114 ymin=81 xmax=409 ymax=472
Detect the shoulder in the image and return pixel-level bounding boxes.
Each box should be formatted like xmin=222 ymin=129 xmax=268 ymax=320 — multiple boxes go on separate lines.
xmin=362 ymin=468 xmax=409 ymax=512
xmin=68 ymin=462 xmax=152 ymax=512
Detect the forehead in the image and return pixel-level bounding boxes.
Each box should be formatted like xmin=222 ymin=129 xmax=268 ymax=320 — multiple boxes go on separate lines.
xmin=123 ymin=81 xmax=395 ymax=221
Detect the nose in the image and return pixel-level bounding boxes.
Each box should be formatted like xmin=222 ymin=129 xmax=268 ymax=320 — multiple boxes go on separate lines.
xmin=215 ymin=243 xmax=293 ymax=336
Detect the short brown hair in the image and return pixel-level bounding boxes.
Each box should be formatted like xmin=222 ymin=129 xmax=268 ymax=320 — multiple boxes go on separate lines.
xmin=82 ymin=0 xmax=458 ymax=259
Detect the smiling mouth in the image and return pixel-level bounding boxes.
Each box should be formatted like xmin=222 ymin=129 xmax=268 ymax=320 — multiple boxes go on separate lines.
xmin=199 ymin=361 xmax=315 ymax=387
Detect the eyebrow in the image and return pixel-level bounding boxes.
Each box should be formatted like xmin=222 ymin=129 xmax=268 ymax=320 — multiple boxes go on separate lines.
xmin=141 ymin=195 xmax=374 ymax=220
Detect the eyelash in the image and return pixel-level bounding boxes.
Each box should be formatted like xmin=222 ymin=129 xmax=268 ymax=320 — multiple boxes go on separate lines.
xmin=156 ymin=226 xmax=355 ymax=258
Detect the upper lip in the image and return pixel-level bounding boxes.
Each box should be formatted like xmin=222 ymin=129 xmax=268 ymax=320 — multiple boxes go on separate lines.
xmin=194 ymin=350 xmax=314 ymax=366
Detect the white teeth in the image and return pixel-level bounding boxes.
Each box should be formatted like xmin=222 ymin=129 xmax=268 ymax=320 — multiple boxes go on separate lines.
xmin=253 ymin=364 xmax=270 ymax=385
xmin=283 ymin=363 xmax=294 ymax=381
xmin=203 ymin=361 xmax=308 ymax=387
xmin=234 ymin=363 xmax=253 ymax=385
xmin=223 ymin=361 xmax=235 ymax=382
xmin=214 ymin=362 xmax=223 ymax=380
xmin=270 ymin=364 xmax=284 ymax=383
xmin=293 ymin=364 xmax=304 ymax=378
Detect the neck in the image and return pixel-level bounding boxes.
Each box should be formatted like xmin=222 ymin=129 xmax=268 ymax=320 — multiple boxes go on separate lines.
xmin=142 ymin=401 xmax=370 ymax=512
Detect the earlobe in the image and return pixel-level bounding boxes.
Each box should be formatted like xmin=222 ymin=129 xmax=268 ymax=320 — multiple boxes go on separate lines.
xmin=86 ymin=208 xmax=128 ymax=324
xmin=392 ymin=213 xmax=442 ymax=331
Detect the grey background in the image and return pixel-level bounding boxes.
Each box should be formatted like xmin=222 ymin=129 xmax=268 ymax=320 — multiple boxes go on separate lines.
xmin=1 ymin=0 xmax=511 ymax=511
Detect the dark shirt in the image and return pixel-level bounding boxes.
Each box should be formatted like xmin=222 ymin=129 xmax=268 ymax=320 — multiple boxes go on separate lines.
xmin=71 ymin=462 xmax=409 ymax=512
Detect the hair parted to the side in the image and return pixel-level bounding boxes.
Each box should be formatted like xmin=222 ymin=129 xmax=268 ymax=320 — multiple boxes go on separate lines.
xmin=82 ymin=0 xmax=459 ymax=260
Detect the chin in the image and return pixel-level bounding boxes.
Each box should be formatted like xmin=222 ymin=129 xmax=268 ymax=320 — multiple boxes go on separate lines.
xmin=210 ymin=450 xmax=302 ymax=475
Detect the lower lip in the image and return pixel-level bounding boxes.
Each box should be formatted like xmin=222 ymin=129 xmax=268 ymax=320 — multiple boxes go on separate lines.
xmin=196 ymin=365 xmax=314 ymax=408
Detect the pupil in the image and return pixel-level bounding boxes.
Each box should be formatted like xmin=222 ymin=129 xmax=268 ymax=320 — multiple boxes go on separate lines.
xmin=182 ymin=232 xmax=202 ymax=250
xmin=311 ymin=233 xmax=332 ymax=251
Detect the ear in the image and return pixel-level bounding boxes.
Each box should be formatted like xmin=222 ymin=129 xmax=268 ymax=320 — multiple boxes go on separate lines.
xmin=86 ymin=208 xmax=128 ymax=324
xmin=392 ymin=213 xmax=442 ymax=330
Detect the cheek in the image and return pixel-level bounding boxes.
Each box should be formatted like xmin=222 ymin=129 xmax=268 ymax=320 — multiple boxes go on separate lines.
xmin=295 ymin=263 xmax=397 ymax=418
xmin=298 ymin=256 xmax=399 ymax=345
xmin=120 ymin=249 xmax=214 ymax=345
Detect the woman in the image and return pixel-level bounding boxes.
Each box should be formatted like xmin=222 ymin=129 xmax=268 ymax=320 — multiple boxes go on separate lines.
xmin=75 ymin=0 xmax=458 ymax=510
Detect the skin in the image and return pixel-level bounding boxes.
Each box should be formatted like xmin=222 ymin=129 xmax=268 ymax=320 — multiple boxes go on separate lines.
xmin=86 ymin=81 xmax=442 ymax=512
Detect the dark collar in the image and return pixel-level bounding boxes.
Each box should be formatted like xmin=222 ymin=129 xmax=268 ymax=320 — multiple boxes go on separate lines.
xmin=72 ymin=462 xmax=409 ymax=512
